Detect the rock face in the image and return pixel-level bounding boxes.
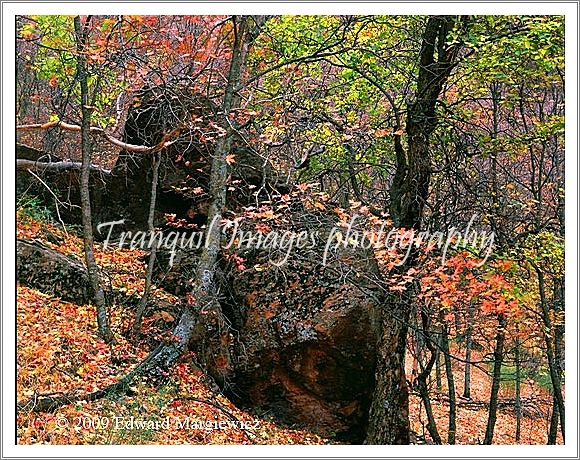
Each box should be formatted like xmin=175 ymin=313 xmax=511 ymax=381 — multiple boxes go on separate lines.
xmin=228 ymin=230 xmax=381 ymax=442
xmin=155 ymin=205 xmax=382 ymax=443
xmin=16 ymin=239 xmax=90 ymax=304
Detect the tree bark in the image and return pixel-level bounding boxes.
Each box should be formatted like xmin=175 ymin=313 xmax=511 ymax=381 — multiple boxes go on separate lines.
xmin=365 ymin=294 xmax=411 ymax=444
xmin=483 ymin=314 xmax=506 ymax=444
xmin=74 ymin=15 xmax=113 ymax=343
xmin=366 ymin=16 xmax=468 ymax=444
xmin=132 ymin=151 xmax=161 ymax=336
xmin=440 ymin=317 xmax=456 ymax=444
xmin=463 ymin=302 xmax=474 ymax=399
xmin=515 ymin=337 xmax=522 ymax=442
xmin=548 ymin=396 xmax=559 ymax=445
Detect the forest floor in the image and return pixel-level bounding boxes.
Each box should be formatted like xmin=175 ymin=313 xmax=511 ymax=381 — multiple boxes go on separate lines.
xmin=406 ymin=344 xmax=564 ymax=444
xmin=16 ymin=211 xmax=562 ymax=445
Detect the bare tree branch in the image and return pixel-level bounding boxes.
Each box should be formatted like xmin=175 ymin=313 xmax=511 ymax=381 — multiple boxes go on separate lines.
xmin=17 ymin=120 xmax=179 ymax=153
xmin=17 ymin=158 xmax=110 ymax=174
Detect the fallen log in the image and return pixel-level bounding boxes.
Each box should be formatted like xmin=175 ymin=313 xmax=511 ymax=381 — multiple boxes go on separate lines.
xmin=428 ymin=394 xmax=551 ymax=419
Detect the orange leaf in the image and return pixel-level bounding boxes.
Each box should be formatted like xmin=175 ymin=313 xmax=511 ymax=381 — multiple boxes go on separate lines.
xmin=374 ymin=128 xmax=392 ymax=138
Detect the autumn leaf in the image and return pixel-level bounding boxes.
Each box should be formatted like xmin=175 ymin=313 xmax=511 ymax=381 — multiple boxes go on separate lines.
xmin=374 ymin=128 xmax=392 ymax=137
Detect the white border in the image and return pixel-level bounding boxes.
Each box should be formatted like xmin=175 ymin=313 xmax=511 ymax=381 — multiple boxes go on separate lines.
xmin=2 ymin=2 xmax=578 ymax=458
xmin=0 ymin=1 xmax=579 ymax=15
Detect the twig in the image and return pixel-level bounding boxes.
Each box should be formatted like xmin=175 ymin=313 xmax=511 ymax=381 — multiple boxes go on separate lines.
xmin=26 ymin=169 xmax=70 ymax=234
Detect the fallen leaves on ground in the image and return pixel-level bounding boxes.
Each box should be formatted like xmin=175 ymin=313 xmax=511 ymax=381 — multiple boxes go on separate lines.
xmin=16 ymin=214 xmax=329 ymax=445
xmin=407 ymin=351 xmax=564 ymax=444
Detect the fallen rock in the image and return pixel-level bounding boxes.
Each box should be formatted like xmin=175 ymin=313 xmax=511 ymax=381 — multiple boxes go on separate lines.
xmin=16 ymin=239 xmax=90 ymax=303
xmin=224 ymin=207 xmax=382 ymax=443
xmin=151 ymin=192 xmax=384 ymax=443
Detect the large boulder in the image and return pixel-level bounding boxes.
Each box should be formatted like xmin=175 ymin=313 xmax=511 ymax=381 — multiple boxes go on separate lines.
xmin=226 ymin=208 xmax=381 ymax=443
xmin=156 ymin=203 xmax=382 ymax=443
xmin=16 ymin=239 xmax=90 ymax=304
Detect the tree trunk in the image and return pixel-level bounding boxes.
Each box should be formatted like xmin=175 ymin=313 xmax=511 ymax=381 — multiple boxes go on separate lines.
xmin=463 ymin=302 xmax=474 ymax=399
xmin=74 ymin=15 xmax=113 ymax=343
xmin=367 ymin=16 xmax=468 ymax=444
xmin=552 ymin=275 xmax=565 ymax=443
xmin=483 ymin=314 xmax=506 ymax=444
xmin=440 ymin=318 xmax=456 ymax=444
xmin=515 ymin=337 xmax=522 ymax=442
xmin=536 ymin=268 xmax=565 ymax=441
xmin=366 ymin=294 xmax=411 ymax=444
xmin=132 ymin=151 xmax=162 ymax=336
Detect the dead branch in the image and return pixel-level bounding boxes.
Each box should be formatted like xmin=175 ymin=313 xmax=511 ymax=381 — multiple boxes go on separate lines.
xmin=17 ymin=158 xmax=110 ymax=174
xmin=17 ymin=120 xmax=180 ymax=153
xmin=428 ymin=394 xmax=551 ymax=419
xmin=26 ymin=169 xmax=71 ymax=231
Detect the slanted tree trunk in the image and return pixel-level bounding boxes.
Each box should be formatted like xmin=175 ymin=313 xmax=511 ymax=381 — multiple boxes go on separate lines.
xmin=138 ymin=16 xmax=265 ymax=379
xmin=514 ymin=336 xmax=522 ymax=442
xmin=366 ymin=16 xmax=468 ymax=444
xmin=548 ymin=396 xmax=559 ymax=445
xmin=535 ymin=268 xmax=565 ymax=442
xmin=74 ymin=15 xmax=113 ymax=343
xmin=484 ymin=314 xmax=507 ymax=444
xmin=132 ymin=151 xmax=162 ymax=337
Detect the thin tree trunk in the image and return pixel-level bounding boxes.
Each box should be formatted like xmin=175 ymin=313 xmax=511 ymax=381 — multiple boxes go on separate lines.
xmin=74 ymin=15 xmax=112 ymax=343
xmin=548 ymin=396 xmax=559 ymax=444
xmin=435 ymin=332 xmax=443 ymax=392
xmin=536 ymin=268 xmax=565 ymax=441
xmin=551 ymin=275 xmax=565 ymax=443
xmin=483 ymin=314 xmax=506 ymax=444
xmin=463 ymin=302 xmax=474 ymax=399
xmin=515 ymin=337 xmax=522 ymax=442
xmin=416 ymin=306 xmax=442 ymax=444
xmin=440 ymin=315 xmax=456 ymax=444
xmin=132 ymin=151 xmax=161 ymax=336
xmin=454 ymin=311 xmax=462 ymax=344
